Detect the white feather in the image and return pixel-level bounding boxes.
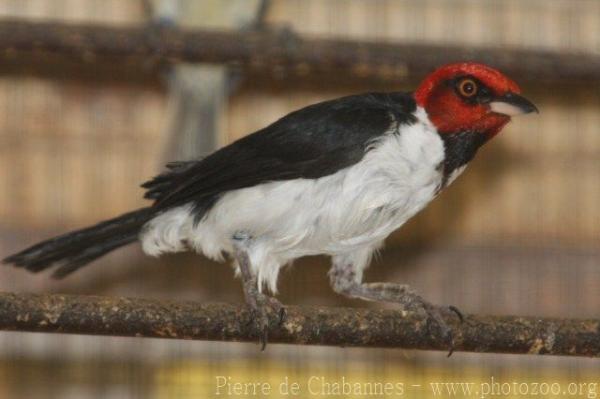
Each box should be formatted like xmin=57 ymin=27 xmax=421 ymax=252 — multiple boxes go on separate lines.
xmin=140 ymin=107 xmax=458 ymax=293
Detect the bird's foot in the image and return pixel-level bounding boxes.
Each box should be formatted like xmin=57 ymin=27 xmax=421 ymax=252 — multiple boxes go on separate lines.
xmin=243 ymin=283 xmax=286 ymax=350
xmin=415 ymin=301 xmax=464 ymax=357
xmin=337 ymin=281 xmax=463 ymax=356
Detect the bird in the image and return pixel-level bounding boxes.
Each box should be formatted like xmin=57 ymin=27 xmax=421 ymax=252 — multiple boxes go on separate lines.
xmin=3 ymin=62 xmax=537 ymax=351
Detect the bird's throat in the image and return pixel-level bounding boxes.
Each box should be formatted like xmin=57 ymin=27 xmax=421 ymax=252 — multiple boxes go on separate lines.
xmin=438 ymin=130 xmax=490 ymax=181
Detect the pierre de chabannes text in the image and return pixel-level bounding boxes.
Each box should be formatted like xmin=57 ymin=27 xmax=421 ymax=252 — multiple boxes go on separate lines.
xmin=215 ymin=375 xmax=598 ymax=397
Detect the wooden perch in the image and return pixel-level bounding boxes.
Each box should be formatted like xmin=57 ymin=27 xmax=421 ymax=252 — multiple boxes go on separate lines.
xmin=0 ymin=292 xmax=598 ymax=357
xmin=0 ymin=18 xmax=599 ymax=83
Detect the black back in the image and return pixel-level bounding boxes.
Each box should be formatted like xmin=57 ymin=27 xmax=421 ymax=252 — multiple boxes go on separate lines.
xmin=142 ymin=92 xmax=417 ymax=221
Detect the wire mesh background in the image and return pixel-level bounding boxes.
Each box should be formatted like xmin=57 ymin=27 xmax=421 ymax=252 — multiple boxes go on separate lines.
xmin=0 ymin=0 xmax=598 ymax=398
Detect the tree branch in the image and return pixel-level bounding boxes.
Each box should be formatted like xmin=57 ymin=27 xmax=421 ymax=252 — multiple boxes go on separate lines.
xmin=0 ymin=18 xmax=599 ymax=83
xmin=0 ymin=292 xmax=597 ymax=357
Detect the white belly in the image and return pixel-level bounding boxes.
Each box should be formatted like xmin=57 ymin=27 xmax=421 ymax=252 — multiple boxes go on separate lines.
xmin=140 ymin=108 xmax=452 ymax=292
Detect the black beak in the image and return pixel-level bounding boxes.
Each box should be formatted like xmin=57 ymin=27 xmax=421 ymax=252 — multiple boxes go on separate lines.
xmin=489 ymin=92 xmax=539 ymax=116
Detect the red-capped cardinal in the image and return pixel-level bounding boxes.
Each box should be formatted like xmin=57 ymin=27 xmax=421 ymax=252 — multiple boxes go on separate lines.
xmin=4 ymin=62 xmax=538 ymax=352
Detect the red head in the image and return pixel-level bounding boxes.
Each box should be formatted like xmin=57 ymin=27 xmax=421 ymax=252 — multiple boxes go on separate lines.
xmin=414 ymin=63 xmax=537 ymax=138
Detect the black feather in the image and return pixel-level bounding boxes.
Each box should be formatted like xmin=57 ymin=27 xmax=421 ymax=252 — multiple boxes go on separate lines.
xmin=50 ymin=234 xmax=137 ymax=279
xmin=3 ymin=207 xmax=155 ymax=275
xmin=142 ymin=92 xmax=417 ymax=221
xmin=439 ymin=129 xmax=490 ymax=187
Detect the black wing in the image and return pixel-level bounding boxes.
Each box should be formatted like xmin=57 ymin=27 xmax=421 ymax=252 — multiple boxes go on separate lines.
xmin=142 ymin=92 xmax=417 ymax=218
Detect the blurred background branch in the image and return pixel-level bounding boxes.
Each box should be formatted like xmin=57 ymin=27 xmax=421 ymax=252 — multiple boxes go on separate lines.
xmin=0 ymin=292 xmax=598 ymax=357
xmin=0 ymin=18 xmax=599 ymax=84
xmin=145 ymin=0 xmax=266 ymax=161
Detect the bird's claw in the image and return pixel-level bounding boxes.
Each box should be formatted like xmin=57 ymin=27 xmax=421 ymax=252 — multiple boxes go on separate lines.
xmin=416 ymin=301 xmax=463 ymax=357
xmin=246 ymin=294 xmax=286 ymax=351
xmin=449 ymin=305 xmax=464 ymax=323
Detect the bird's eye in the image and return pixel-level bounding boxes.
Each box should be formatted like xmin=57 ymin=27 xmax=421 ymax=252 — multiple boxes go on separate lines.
xmin=457 ymin=79 xmax=478 ymax=98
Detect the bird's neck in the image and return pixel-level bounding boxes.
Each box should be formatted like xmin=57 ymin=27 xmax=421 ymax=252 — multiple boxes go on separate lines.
xmin=438 ymin=130 xmax=490 ymax=179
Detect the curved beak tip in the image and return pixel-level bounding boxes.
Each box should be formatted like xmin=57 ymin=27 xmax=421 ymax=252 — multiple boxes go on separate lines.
xmin=489 ymin=92 xmax=538 ymax=117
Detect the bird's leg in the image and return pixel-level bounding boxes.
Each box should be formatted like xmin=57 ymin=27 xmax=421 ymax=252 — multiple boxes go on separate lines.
xmin=329 ymin=260 xmax=463 ymax=354
xmin=233 ymin=239 xmax=285 ymax=350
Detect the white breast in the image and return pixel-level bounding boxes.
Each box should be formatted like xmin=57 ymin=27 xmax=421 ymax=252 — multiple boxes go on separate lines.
xmin=140 ymin=107 xmax=450 ymax=292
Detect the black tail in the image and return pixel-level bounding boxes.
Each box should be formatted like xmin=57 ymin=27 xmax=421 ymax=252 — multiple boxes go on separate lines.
xmin=3 ymin=207 xmax=156 ymax=278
